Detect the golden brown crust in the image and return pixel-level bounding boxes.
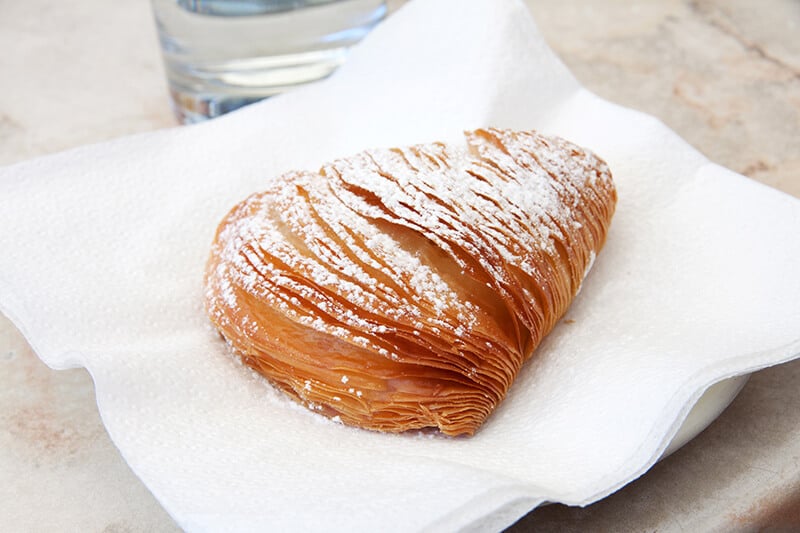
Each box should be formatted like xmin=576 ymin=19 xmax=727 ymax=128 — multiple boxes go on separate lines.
xmin=204 ymin=128 xmax=616 ymax=436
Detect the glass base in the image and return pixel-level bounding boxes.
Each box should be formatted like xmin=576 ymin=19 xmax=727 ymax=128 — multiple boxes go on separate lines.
xmin=167 ymin=89 xmax=261 ymax=124
xmin=164 ymin=47 xmax=349 ymax=123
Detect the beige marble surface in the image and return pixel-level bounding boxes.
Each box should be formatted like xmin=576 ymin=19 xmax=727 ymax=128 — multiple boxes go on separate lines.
xmin=1 ymin=0 xmax=798 ymax=531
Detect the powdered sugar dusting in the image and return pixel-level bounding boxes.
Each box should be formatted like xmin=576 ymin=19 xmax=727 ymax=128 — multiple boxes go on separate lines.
xmin=203 ymin=128 xmax=616 ymax=436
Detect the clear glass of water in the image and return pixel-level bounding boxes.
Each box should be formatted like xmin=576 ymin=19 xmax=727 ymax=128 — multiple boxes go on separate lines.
xmin=151 ymin=0 xmax=387 ymax=123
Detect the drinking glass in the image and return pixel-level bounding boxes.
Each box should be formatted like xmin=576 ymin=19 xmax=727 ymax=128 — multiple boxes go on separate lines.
xmin=151 ymin=0 xmax=387 ymax=123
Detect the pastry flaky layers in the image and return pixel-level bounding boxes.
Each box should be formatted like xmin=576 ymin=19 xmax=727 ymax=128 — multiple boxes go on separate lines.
xmin=204 ymin=128 xmax=616 ymax=436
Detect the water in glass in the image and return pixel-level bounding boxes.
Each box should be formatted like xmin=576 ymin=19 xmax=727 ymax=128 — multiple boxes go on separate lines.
xmin=152 ymin=0 xmax=387 ymax=122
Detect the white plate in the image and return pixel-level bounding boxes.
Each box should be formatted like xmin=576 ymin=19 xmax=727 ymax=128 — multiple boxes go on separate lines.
xmin=533 ymin=374 xmax=749 ymax=509
xmin=663 ymin=375 xmax=749 ymax=458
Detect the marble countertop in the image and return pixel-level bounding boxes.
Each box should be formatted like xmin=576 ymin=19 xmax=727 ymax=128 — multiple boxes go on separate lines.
xmin=1 ymin=0 xmax=798 ymax=531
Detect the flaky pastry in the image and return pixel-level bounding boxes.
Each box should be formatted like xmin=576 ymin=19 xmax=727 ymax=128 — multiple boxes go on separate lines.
xmin=204 ymin=128 xmax=616 ymax=436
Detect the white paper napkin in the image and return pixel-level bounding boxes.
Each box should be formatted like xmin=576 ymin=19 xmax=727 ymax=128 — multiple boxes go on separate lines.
xmin=1 ymin=0 xmax=799 ymax=530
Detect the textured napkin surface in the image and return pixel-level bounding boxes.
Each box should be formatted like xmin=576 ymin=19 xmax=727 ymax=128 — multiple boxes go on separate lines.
xmin=1 ymin=0 xmax=799 ymax=530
